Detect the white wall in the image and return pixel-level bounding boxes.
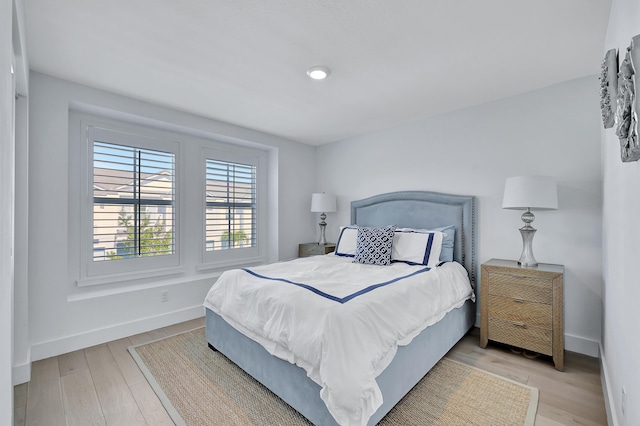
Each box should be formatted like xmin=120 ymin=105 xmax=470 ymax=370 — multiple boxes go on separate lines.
xmin=12 ymin=93 xmax=28 ymax=386
xmin=317 ymin=76 xmax=603 ymax=356
xmin=1 ymin=0 xmax=15 ymax=420
xmin=601 ymin=1 xmax=640 ymax=425
xmin=26 ymin=72 xmax=316 ymax=365
xmin=12 ymin=0 xmax=30 ymax=387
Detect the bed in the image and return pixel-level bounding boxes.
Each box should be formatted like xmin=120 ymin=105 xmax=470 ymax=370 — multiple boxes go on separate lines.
xmin=204 ymin=190 xmax=477 ymax=425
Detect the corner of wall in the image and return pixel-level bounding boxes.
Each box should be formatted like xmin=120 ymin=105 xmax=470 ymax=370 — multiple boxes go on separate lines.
xmin=12 ymin=358 xmax=30 ymax=386
xmin=600 ymin=343 xmax=619 ymax=426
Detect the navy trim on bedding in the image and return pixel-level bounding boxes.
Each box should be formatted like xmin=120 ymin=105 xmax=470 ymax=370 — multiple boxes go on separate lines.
xmin=334 ymin=252 xmax=355 ymax=258
xmin=241 ymin=267 xmax=431 ymax=304
xmin=334 ymin=226 xmax=356 ymax=257
xmin=391 ymin=259 xmax=425 ymax=266
xmin=423 ymin=232 xmax=435 ymax=265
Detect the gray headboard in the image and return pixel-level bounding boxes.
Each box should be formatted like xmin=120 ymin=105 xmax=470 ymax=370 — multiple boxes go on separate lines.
xmin=351 ymin=191 xmax=477 ymax=287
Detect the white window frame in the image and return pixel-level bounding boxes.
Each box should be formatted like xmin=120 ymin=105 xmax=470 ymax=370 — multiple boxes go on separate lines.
xmin=200 ymin=146 xmax=267 ymax=267
xmin=80 ymin=123 xmax=181 ymax=281
xmin=69 ymin=109 xmax=271 ymax=288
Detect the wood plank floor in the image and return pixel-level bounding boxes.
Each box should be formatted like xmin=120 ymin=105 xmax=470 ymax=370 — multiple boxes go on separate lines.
xmin=14 ymin=321 xmax=607 ymax=425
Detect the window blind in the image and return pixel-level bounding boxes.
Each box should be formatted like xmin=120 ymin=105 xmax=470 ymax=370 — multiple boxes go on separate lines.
xmin=93 ymin=141 xmax=175 ymax=261
xmin=205 ymin=159 xmax=257 ymax=251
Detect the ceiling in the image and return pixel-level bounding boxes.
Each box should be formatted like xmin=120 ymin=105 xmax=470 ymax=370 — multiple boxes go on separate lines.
xmin=24 ymin=0 xmax=612 ymax=146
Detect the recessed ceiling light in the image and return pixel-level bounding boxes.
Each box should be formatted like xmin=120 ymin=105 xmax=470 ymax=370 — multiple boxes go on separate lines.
xmin=306 ymin=66 xmax=331 ymax=80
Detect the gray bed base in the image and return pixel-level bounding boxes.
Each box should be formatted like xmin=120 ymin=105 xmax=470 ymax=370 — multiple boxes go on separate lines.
xmin=206 ymin=300 xmax=474 ymax=425
xmin=205 ymin=190 xmax=477 ymax=425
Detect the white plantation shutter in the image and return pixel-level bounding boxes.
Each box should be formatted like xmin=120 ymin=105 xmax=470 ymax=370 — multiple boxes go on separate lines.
xmin=73 ymin=115 xmax=268 ymax=286
xmin=205 ymin=159 xmax=257 ymax=251
xmin=81 ymin=124 xmax=180 ymax=281
xmin=93 ymin=141 xmax=176 ymax=260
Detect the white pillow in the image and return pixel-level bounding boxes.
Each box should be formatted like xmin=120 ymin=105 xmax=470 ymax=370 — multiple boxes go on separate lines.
xmin=334 ymin=226 xmax=357 ymax=257
xmin=391 ymin=229 xmax=444 ymax=267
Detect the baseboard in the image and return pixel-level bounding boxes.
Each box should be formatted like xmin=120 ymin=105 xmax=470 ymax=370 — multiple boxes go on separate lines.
xmin=564 ymin=333 xmax=600 ymax=358
xmin=600 ymin=343 xmax=619 ymax=426
xmin=30 ymin=305 xmax=205 ymax=363
xmin=12 ymin=361 xmax=31 ymax=386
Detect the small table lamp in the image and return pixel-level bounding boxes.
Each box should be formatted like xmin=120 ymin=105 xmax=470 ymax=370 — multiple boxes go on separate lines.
xmin=311 ymin=193 xmax=337 ymax=245
xmin=502 ymin=176 xmax=558 ymax=267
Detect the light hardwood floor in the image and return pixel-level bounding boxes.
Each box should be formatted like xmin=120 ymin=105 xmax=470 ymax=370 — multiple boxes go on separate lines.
xmin=14 ymin=321 xmax=607 ymax=425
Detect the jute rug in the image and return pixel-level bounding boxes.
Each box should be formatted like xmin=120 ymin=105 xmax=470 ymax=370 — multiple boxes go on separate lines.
xmin=129 ymin=328 xmax=538 ymax=425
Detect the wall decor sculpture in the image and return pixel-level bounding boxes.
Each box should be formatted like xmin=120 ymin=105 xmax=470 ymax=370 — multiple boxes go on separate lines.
xmin=600 ymin=49 xmax=618 ymax=129
xmin=615 ymin=35 xmax=640 ymax=162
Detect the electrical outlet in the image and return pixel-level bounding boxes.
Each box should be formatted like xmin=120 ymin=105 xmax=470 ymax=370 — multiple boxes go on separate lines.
xmin=622 ymin=387 xmax=627 ymax=418
xmin=160 ymin=290 xmax=169 ymax=303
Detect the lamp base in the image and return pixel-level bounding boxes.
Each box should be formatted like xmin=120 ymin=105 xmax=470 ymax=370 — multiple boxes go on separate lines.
xmin=318 ymin=214 xmax=327 ymax=245
xmin=518 ymin=225 xmax=538 ymax=267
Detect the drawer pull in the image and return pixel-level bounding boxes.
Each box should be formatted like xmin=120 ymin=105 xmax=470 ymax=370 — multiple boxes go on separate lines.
xmin=513 ymin=298 xmax=525 ymax=303
xmin=502 ymin=273 xmax=531 ymax=279
xmin=511 ymin=321 xmax=527 ymax=328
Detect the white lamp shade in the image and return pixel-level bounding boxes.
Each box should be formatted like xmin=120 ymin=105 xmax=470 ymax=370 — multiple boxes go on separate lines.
xmin=311 ymin=193 xmax=337 ymax=213
xmin=502 ymin=176 xmax=558 ymax=210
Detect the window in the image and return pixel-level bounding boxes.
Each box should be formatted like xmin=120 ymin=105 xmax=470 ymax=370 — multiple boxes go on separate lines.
xmin=83 ymin=125 xmax=180 ymax=279
xmin=71 ymin=111 xmax=270 ymax=286
xmin=205 ymin=159 xmax=256 ymax=251
xmin=202 ymin=148 xmax=265 ymax=265
xmin=93 ymin=141 xmax=175 ymax=260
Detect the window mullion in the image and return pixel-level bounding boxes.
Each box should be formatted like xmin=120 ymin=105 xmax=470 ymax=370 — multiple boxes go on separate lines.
xmin=227 ymin=164 xmax=232 ymax=247
xmin=134 ymin=149 xmax=142 ymax=257
xmin=231 ymin=163 xmax=236 ymax=247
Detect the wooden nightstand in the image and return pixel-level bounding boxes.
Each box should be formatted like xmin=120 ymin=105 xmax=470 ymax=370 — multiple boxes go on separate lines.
xmin=480 ymin=258 xmax=565 ymax=371
xmin=298 ymin=243 xmax=336 ymax=258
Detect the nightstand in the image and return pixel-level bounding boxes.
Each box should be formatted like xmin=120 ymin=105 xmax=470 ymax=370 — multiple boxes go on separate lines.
xmin=298 ymin=243 xmax=336 ymax=258
xmin=480 ymin=258 xmax=565 ymax=370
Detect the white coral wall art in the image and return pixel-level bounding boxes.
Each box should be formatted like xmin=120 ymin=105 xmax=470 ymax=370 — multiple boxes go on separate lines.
xmin=615 ymin=36 xmax=640 ymax=162
xmin=600 ymin=49 xmax=618 ymax=129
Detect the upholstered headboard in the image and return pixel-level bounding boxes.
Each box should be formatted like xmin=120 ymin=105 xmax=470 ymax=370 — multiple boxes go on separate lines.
xmin=351 ymin=191 xmax=477 ymax=287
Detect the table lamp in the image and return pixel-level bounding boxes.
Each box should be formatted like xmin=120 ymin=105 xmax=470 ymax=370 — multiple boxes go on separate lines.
xmin=502 ymin=176 xmax=558 ymax=267
xmin=311 ymin=193 xmax=336 ymax=245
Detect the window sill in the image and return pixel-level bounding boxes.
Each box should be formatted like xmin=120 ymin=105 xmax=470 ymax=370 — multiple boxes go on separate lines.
xmin=76 ymin=266 xmax=187 ymax=288
xmin=196 ymin=256 xmax=266 ymax=273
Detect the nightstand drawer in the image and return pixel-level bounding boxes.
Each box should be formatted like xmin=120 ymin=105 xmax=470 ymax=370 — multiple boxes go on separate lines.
xmin=487 ymin=273 xmax=552 ymax=304
xmin=488 ymin=318 xmax=553 ymax=356
xmin=488 ymin=295 xmax=552 ymax=329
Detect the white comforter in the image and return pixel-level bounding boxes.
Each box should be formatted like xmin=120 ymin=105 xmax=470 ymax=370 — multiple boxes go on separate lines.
xmin=203 ymin=254 xmax=474 ymax=426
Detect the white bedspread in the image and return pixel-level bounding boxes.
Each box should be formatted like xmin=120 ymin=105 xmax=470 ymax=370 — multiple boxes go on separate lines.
xmin=203 ymin=254 xmax=474 ymax=426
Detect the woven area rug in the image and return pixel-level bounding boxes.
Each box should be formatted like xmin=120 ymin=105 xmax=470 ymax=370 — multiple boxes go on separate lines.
xmin=129 ymin=327 xmax=538 ymax=426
